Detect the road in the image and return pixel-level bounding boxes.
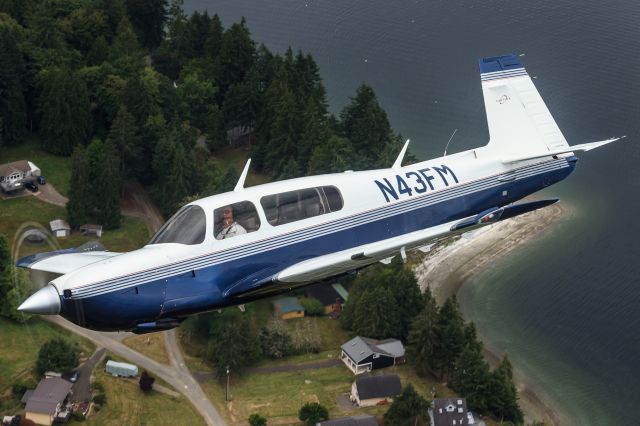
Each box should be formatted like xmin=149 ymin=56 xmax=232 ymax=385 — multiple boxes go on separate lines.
xmin=72 ymin=348 xmax=106 ymax=402
xmin=45 ymin=317 xmax=226 ymax=426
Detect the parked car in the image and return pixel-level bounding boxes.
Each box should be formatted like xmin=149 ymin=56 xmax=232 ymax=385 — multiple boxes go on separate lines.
xmin=37 ymin=175 xmax=46 ymax=185
xmin=69 ymin=371 xmax=80 ymax=383
xmin=24 ymin=181 xmax=38 ymax=192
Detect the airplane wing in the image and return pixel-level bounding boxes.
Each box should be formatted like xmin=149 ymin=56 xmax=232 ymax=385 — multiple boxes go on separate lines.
xmin=17 ymin=250 xmax=120 ymax=274
xmin=275 ymin=198 xmax=558 ymax=284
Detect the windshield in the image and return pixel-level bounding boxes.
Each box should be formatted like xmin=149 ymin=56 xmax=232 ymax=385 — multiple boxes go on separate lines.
xmin=149 ymin=205 xmax=206 ymax=245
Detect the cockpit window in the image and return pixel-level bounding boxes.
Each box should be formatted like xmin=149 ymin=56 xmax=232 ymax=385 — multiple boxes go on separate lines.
xmin=149 ymin=205 xmax=206 ymax=245
xmin=260 ymin=186 xmax=343 ymax=226
xmin=214 ymin=201 xmax=261 ymax=239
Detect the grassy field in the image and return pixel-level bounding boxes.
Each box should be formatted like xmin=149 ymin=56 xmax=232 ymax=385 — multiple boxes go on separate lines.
xmin=0 ymin=196 xmax=150 ymax=258
xmin=68 ymin=368 xmax=205 ymax=426
xmin=122 ymin=333 xmax=170 ymax=365
xmin=0 ymin=138 xmax=72 ymax=196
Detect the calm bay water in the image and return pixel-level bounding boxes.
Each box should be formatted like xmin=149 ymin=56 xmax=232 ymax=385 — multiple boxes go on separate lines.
xmin=186 ymin=1 xmax=640 ymax=424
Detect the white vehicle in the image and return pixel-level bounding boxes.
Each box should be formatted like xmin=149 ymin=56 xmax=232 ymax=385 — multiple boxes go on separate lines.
xmin=17 ymin=54 xmax=622 ymax=333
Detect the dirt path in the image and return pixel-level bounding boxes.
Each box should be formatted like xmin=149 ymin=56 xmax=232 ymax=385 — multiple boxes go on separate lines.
xmin=121 ymin=181 xmax=164 ymax=233
xmin=36 ymin=183 xmax=68 ymax=207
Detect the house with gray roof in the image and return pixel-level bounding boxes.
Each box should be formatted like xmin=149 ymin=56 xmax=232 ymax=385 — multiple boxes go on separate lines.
xmin=24 ymin=377 xmax=72 ymax=426
xmin=317 ymin=414 xmax=377 ymax=426
xmin=340 ymin=336 xmax=405 ymax=374
xmin=431 ymin=398 xmax=477 ymax=426
xmin=350 ymin=374 xmax=402 ymax=407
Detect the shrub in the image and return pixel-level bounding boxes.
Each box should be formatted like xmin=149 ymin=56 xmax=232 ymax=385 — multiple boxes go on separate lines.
xmin=298 ymin=402 xmax=328 ymax=425
xmin=299 ymin=297 xmax=324 ymax=316
xmin=248 ymin=413 xmax=267 ymax=426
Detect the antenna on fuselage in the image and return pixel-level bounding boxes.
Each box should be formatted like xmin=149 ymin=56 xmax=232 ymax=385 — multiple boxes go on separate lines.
xmin=443 ymin=128 xmax=458 ymax=156
xmin=392 ymin=139 xmax=410 ymax=169
xmin=234 ymin=158 xmax=251 ymax=191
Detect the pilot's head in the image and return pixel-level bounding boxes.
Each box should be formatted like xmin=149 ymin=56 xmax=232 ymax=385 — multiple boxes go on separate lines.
xmin=222 ymin=205 xmax=234 ymax=223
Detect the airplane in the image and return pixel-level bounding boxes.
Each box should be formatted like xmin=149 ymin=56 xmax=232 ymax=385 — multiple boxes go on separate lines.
xmin=17 ymin=54 xmax=623 ymax=333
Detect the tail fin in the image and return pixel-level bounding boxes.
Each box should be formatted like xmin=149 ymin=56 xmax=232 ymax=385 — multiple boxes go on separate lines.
xmin=479 ymin=54 xmax=569 ymax=159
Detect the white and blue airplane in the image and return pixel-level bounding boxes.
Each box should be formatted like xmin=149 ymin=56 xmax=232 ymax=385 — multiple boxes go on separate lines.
xmin=17 ymin=54 xmax=622 ymax=333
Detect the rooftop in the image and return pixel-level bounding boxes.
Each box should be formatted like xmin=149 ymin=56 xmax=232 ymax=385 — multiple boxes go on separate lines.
xmin=319 ymin=415 xmax=377 ymax=426
xmin=354 ymin=374 xmax=402 ymax=400
xmin=306 ymin=283 xmax=346 ymax=306
xmin=272 ymin=296 xmax=305 ymax=314
xmin=341 ymin=336 xmax=405 ymax=363
xmin=25 ymin=377 xmax=72 ymax=415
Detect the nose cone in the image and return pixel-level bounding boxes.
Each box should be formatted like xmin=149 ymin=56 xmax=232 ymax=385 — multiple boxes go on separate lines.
xmin=18 ymin=285 xmax=61 ymax=315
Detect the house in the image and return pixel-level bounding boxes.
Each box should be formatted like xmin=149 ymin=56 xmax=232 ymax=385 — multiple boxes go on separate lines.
xmin=49 ymin=219 xmax=71 ymax=238
xmin=272 ymin=296 xmax=305 ymax=320
xmin=317 ymin=415 xmax=377 ymax=426
xmin=105 ymin=360 xmax=138 ymax=377
xmin=305 ymin=283 xmax=348 ymax=316
xmin=80 ymin=224 xmax=103 ymax=237
xmin=0 ymin=160 xmax=40 ymax=193
xmin=23 ymin=377 xmax=72 ymax=426
xmin=431 ymin=398 xmax=474 ymax=426
xmin=340 ymin=336 xmax=405 ymax=374
xmin=350 ymin=374 xmax=402 ymax=407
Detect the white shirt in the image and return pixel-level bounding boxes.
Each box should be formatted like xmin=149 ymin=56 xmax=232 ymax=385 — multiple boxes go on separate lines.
xmin=216 ymin=222 xmax=247 ymax=239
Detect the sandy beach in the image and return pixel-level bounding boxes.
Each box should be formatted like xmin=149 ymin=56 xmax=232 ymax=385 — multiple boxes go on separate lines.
xmin=414 ymin=201 xmax=572 ymax=425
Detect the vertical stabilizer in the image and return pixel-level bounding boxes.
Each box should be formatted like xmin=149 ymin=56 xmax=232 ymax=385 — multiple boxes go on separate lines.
xmin=479 ymin=55 xmax=569 ymax=159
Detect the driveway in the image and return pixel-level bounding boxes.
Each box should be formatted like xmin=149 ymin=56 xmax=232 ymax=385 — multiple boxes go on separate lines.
xmin=45 ymin=317 xmax=225 ymax=426
xmin=72 ymin=348 xmax=106 ymax=402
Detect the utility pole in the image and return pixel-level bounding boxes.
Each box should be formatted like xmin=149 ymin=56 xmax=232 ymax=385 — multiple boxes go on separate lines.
xmin=225 ymin=366 xmax=230 ymax=401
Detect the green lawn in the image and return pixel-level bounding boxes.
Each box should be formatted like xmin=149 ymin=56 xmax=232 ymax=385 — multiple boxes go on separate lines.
xmin=68 ymin=368 xmax=206 ymax=426
xmin=0 ymin=196 xmax=150 ymax=258
xmin=0 ymin=316 xmax=95 ymax=412
xmin=0 ymin=137 xmax=72 ymax=196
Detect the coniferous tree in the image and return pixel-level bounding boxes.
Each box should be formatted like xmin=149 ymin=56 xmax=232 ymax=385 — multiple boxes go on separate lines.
xmin=109 ymin=16 xmax=143 ymax=62
xmin=339 ymin=83 xmax=396 ymax=169
xmin=38 ymin=67 xmax=92 ymax=155
xmin=383 ymin=385 xmax=430 ymax=426
xmin=216 ymin=18 xmax=255 ymax=103
xmin=489 ymin=354 xmax=524 ymax=424
xmin=408 ymin=287 xmax=440 ymax=376
xmin=125 ymin=0 xmax=167 ymax=49
xmin=278 ymin=157 xmax=300 ymax=180
xmin=203 ymin=14 xmax=224 ymax=60
xmin=0 ymin=19 xmax=27 ymax=146
xmin=307 ymin=135 xmax=355 ymax=175
xmin=352 ymin=284 xmax=402 ymax=339
xmin=433 ymin=295 xmax=466 ymax=380
xmin=166 ymin=141 xmax=193 ymax=211
xmin=107 ymin=105 xmax=141 ymax=178
xmin=67 ymin=145 xmax=92 ymax=227
xmin=450 ymin=339 xmax=492 ymax=412
xmin=205 ymin=309 xmax=260 ymax=377
xmin=96 ymin=140 xmax=122 ymax=229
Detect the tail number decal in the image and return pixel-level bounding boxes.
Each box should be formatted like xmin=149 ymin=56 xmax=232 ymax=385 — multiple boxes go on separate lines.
xmin=375 ymin=165 xmax=459 ymax=203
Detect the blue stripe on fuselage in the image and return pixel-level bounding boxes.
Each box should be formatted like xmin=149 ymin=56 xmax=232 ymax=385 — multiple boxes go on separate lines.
xmin=60 ymin=160 xmax=575 ymax=330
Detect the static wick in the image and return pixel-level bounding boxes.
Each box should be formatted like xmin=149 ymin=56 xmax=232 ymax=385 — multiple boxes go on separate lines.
xmin=443 ymin=128 xmax=458 ymax=157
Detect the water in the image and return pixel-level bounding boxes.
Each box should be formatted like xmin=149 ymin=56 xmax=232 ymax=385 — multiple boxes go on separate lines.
xmin=185 ymin=1 xmax=640 ymax=424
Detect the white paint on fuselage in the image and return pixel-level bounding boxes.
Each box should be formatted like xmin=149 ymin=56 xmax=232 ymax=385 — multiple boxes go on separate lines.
xmin=50 ymin=145 xmax=548 ymax=296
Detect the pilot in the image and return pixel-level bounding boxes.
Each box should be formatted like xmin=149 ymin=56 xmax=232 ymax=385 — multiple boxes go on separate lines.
xmin=216 ymin=205 xmax=247 ymax=239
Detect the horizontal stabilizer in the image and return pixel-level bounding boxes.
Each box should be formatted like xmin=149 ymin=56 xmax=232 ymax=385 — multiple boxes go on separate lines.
xmin=501 ymin=137 xmax=625 ymax=163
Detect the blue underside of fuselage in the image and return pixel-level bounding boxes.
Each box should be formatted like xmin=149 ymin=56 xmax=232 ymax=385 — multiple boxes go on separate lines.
xmin=60 ymin=160 xmax=576 ymax=331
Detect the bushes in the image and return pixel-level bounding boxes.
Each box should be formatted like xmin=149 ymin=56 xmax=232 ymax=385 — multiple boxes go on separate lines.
xmin=299 ymin=297 xmax=324 ymax=316
xmin=298 ymin=402 xmax=328 ymax=425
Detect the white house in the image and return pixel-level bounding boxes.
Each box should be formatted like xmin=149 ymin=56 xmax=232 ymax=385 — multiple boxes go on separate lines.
xmin=350 ymin=374 xmax=402 ymax=407
xmin=0 ymin=160 xmax=40 ymax=193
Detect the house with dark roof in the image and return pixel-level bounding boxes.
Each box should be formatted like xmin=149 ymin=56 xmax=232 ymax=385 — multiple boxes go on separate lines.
xmin=340 ymin=336 xmax=405 ymax=374
xmin=24 ymin=377 xmax=73 ymax=426
xmin=317 ymin=414 xmax=377 ymax=426
xmin=350 ymin=374 xmax=402 ymax=407
xmin=305 ymin=283 xmax=348 ymax=316
xmin=0 ymin=160 xmax=40 ymax=192
xmin=431 ymin=398 xmax=476 ymax=426
xmin=272 ymin=296 xmax=305 ymax=320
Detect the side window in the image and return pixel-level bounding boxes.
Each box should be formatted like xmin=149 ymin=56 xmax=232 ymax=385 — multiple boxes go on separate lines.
xmin=261 ymin=186 xmax=343 ymax=226
xmin=214 ymin=201 xmax=261 ymax=240
xmin=321 ymin=186 xmax=343 ymax=212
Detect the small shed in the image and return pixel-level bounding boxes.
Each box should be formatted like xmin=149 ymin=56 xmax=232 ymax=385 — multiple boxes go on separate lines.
xmin=350 ymin=374 xmax=401 ymax=407
xmin=49 ymin=219 xmax=71 ymax=238
xmin=80 ymin=224 xmax=103 ymax=237
xmin=105 ymin=360 xmax=138 ymax=377
xmin=272 ymin=296 xmax=305 ymax=320
xmin=431 ymin=398 xmax=472 ymax=426
xmin=341 ymin=336 xmax=406 ymax=374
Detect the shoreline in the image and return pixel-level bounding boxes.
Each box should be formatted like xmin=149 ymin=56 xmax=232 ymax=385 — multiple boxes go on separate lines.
xmin=414 ymin=201 xmax=571 ymax=425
